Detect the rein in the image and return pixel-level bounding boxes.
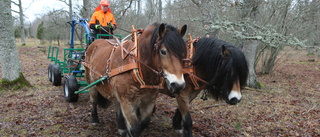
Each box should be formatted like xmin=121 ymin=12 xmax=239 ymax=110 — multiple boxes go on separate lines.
xmin=99 ymin=27 xmax=121 ymax=40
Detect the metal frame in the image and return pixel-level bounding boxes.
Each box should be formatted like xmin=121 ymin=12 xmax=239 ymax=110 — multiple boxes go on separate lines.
xmin=47 ymin=13 xmax=122 ymax=94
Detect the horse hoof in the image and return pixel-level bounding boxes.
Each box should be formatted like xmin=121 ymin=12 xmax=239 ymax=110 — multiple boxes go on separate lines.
xmin=175 ymin=129 xmax=183 ymax=134
xmin=91 ymin=122 xmax=99 ymax=126
xmin=118 ymin=129 xmax=127 ymax=136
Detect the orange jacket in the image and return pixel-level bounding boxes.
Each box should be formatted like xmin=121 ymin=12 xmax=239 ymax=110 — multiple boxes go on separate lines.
xmin=89 ymin=10 xmax=117 ymax=28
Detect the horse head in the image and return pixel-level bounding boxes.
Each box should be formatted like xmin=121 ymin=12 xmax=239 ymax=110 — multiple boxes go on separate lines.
xmin=140 ymin=23 xmax=187 ymax=94
xmin=193 ymin=38 xmax=248 ymax=105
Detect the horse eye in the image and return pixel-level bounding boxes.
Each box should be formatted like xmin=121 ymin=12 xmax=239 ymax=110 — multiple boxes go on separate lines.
xmin=160 ymin=49 xmax=167 ymax=55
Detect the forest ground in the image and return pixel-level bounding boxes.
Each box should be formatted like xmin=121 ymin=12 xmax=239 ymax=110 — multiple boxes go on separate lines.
xmin=0 ymin=39 xmax=319 ymax=136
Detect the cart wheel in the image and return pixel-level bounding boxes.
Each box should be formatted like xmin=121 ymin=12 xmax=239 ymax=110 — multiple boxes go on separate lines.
xmin=48 ymin=63 xmax=55 ymax=82
xmin=63 ymin=75 xmax=79 ymax=102
xmin=52 ymin=64 xmax=62 ymax=86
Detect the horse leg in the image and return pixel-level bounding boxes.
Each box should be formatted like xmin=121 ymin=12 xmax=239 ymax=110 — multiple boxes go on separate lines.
xmin=172 ymin=108 xmax=183 ymax=133
xmin=116 ymin=102 xmax=127 ymax=135
xmin=119 ymin=101 xmax=141 ymax=137
xmin=175 ymin=95 xmax=193 ymax=137
xmin=89 ymin=87 xmax=100 ymax=125
xmin=139 ymin=101 xmax=156 ymax=131
xmin=182 ymin=112 xmax=193 ymax=137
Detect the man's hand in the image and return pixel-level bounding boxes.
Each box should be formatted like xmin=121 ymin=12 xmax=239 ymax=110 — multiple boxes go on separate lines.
xmin=107 ymin=22 xmax=116 ymax=29
xmin=95 ymin=25 xmax=102 ymax=29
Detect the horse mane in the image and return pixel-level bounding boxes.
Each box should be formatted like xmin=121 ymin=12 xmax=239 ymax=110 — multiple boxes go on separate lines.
xmin=192 ymin=37 xmax=248 ymax=100
xmin=149 ymin=23 xmax=186 ymax=60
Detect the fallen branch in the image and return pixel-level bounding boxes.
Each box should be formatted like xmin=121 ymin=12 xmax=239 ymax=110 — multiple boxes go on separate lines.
xmin=244 ymin=87 xmax=269 ymax=92
xmin=202 ymin=103 xmax=227 ymax=109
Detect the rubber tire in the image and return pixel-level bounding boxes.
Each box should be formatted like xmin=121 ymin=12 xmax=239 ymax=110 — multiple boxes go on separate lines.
xmin=51 ymin=64 xmax=62 ymax=86
xmin=48 ymin=63 xmax=55 ymax=82
xmin=63 ymin=75 xmax=79 ymax=102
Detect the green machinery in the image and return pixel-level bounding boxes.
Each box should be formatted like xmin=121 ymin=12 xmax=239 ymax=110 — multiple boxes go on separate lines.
xmin=47 ymin=14 xmax=121 ymax=102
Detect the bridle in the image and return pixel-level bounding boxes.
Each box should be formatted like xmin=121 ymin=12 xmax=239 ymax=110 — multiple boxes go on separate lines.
xmin=183 ymin=34 xmax=208 ymax=90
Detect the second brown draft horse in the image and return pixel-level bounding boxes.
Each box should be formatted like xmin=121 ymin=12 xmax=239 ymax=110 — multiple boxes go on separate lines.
xmin=161 ymin=37 xmax=249 ymax=136
xmin=84 ymin=23 xmax=187 ymax=137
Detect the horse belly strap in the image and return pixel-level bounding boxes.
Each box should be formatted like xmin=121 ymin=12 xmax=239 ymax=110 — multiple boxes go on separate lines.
xmin=109 ymin=62 xmax=139 ymax=77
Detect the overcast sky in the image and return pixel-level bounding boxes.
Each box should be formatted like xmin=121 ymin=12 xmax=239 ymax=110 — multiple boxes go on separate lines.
xmin=11 ymin=0 xmax=81 ymax=23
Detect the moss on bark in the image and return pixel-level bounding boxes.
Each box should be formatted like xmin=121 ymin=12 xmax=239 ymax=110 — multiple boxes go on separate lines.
xmin=0 ymin=73 xmax=32 ymax=91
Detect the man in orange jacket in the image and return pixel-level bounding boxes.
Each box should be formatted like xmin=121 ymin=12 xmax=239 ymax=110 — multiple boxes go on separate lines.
xmin=89 ymin=0 xmax=117 ymax=39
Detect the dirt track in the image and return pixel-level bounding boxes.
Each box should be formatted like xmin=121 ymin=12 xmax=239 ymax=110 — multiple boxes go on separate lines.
xmin=0 ymin=42 xmax=319 ymax=136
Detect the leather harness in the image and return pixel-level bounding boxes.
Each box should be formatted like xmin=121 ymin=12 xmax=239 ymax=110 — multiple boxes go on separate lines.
xmin=83 ymin=28 xmax=208 ymax=90
xmin=83 ymin=26 xmax=164 ymax=89
xmin=182 ymin=34 xmax=208 ymax=90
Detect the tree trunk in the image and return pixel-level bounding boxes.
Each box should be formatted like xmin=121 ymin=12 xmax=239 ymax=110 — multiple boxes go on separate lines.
xmin=261 ymin=46 xmax=280 ymax=74
xmin=82 ymin=0 xmax=90 ymax=19
xmin=69 ymin=0 xmax=73 ymax=20
xmin=18 ymin=0 xmax=26 ymax=45
xmin=158 ymin=0 xmax=162 ymax=22
xmin=0 ymin=0 xmax=22 ymax=81
xmin=147 ymin=0 xmax=155 ymax=24
xmin=241 ymin=0 xmax=262 ymax=88
xmin=79 ymin=0 xmax=91 ymax=48
xmin=137 ymin=0 xmax=141 ymax=15
xmin=243 ymin=40 xmax=261 ymax=88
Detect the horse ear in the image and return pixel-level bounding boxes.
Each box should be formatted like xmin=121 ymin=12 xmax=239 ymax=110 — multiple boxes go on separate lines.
xmin=158 ymin=23 xmax=166 ymax=38
xmin=221 ymin=45 xmax=231 ymax=58
xmin=178 ymin=25 xmax=187 ymax=37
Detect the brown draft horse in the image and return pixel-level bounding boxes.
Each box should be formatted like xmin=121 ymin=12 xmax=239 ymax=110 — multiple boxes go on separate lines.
xmin=161 ymin=36 xmax=249 ymax=136
xmin=84 ymin=23 xmax=187 ymax=137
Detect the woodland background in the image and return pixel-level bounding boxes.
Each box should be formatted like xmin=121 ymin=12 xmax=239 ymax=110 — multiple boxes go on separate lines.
xmin=11 ymin=0 xmax=320 ymax=87
xmin=0 ymin=0 xmax=319 ymax=136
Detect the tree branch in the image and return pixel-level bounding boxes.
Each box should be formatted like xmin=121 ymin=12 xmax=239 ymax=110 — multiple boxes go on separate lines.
xmin=57 ymin=0 xmax=70 ymax=6
xmin=117 ymin=0 xmax=133 ymax=23
xmin=208 ymin=19 xmax=306 ymax=48
xmin=11 ymin=1 xmax=19 ymax=6
xmin=11 ymin=10 xmax=19 ymax=14
xmin=190 ymin=0 xmax=201 ymax=7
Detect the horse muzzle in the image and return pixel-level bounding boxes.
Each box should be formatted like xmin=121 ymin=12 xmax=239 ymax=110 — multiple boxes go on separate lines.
xmin=227 ymin=90 xmax=242 ymax=105
xmin=163 ymin=73 xmax=186 ymax=94
xmin=227 ymin=97 xmax=241 ymax=105
xmin=167 ymin=81 xmax=185 ymax=94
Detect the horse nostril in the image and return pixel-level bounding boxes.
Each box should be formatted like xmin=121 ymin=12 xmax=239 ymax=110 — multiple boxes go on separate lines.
xmin=229 ymin=97 xmax=240 ymax=105
xmin=170 ymin=82 xmax=185 ymax=94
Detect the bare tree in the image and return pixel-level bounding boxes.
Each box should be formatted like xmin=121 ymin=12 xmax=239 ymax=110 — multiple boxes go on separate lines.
xmin=147 ymin=0 xmax=155 ymax=24
xmin=42 ymin=10 xmax=70 ymax=46
xmin=11 ymin=0 xmax=26 ymax=45
xmin=240 ymin=0 xmax=262 ymax=88
xmin=58 ymin=0 xmax=73 ymax=19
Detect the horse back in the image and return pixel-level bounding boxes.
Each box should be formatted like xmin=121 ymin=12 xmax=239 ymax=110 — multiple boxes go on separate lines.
xmin=85 ymin=39 xmax=115 ymax=74
xmin=85 ymin=39 xmax=135 ymax=98
xmin=84 ymin=39 xmax=116 ymax=97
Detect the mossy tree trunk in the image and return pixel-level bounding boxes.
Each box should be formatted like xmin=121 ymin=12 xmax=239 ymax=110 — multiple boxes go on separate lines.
xmin=0 ymin=73 xmax=31 ymax=90
xmin=0 ymin=0 xmax=31 ymax=90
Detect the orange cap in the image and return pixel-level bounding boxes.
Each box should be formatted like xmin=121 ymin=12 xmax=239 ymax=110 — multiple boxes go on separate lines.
xmin=100 ymin=0 xmax=110 ymax=6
